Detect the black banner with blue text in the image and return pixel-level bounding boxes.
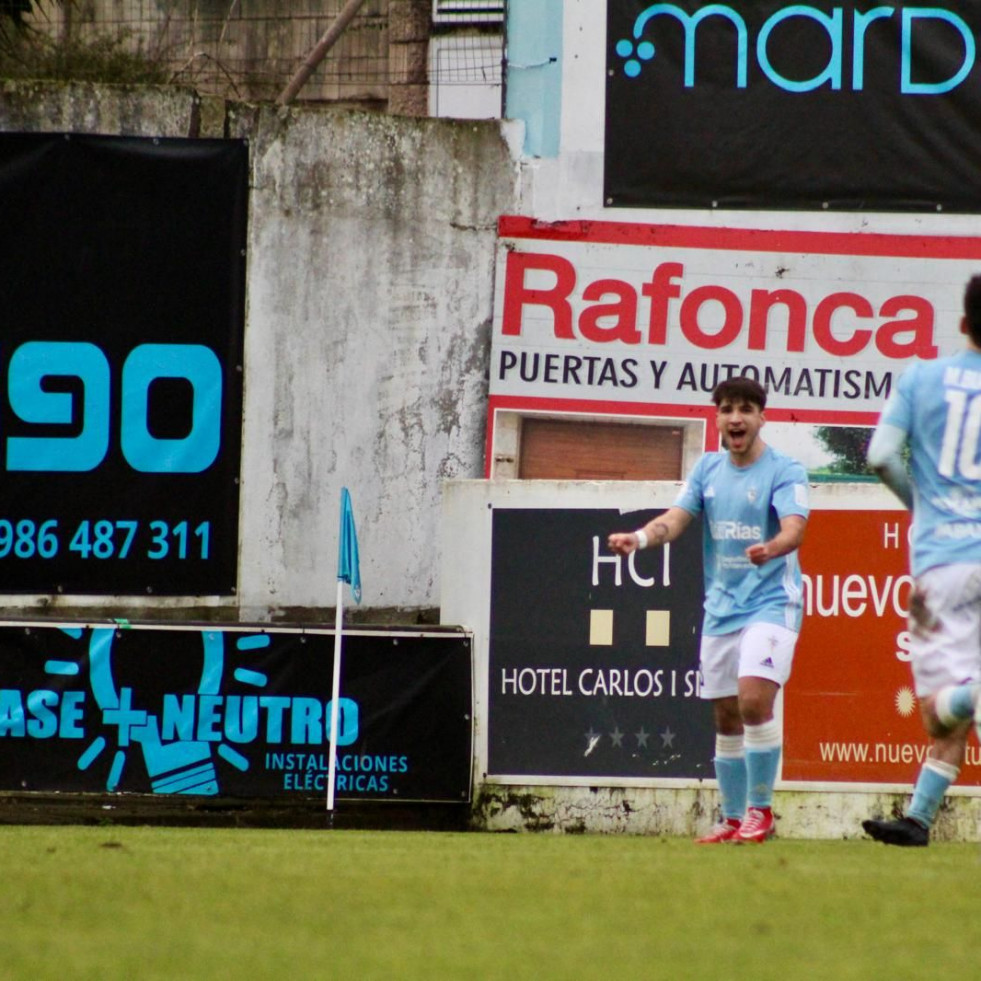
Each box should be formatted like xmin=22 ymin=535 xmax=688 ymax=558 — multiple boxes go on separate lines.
xmin=0 ymin=623 xmax=472 ymax=802
xmin=489 ymin=508 xmax=713 ymax=779
xmin=605 ymin=0 xmax=981 ymax=211
xmin=0 ymin=133 xmax=247 ymax=594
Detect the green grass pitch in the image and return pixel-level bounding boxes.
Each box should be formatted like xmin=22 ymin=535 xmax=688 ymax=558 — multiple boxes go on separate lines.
xmin=1 ymin=825 xmax=978 ymax=980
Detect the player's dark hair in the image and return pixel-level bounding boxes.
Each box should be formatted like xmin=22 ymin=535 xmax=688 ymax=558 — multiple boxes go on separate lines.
xmin=711 ymin=376 xmax=767 ymax=411
xmin=963 ymin=274 xmax=981 ymax=346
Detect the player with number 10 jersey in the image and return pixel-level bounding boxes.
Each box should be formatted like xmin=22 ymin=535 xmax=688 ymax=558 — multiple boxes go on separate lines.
xmin=878 ymin=355 xmax=981 ymax=577
xmin=863 ymin=274 xmax=981 ymax=847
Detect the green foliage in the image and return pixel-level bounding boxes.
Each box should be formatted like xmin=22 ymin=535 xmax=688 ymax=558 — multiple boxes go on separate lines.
xmin=1 ymin=826 xmax=980 ymax=980
xmin=0 ymin=5 xmax=169 ymax=84
xmin=0 ymin=0 xmax=33 ymax=27
xmin=0 ymin=32 xmax=170 ymax=84
xmin=814 ymin=425 xmax=874 ymax=477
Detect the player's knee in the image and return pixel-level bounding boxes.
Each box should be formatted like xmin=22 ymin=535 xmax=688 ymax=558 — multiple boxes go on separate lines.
xmin=737 ymin=692 xmax=773 ymax=726
xmin=923 ymin=709 xmax=969 ymax=741
xmin=712 ymin=699 xmax=742 ymax=734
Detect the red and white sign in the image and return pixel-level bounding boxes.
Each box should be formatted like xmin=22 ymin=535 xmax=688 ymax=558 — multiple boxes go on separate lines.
xmin=490 ymin=217 xmax=981 ymax=438
xmin=787 ymin=509 xmax=981 ymax=787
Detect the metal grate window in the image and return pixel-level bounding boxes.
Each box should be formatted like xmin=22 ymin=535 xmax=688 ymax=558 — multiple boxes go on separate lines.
xmin=429 ymin=34 xmax=502 ymax=118
xmin=432 ymin=0 xmax=504 ymax=25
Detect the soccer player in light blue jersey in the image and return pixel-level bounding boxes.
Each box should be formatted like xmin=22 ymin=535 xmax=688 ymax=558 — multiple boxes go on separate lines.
xmin=863 ymin=274 xmax=981 ymax=848
xmin=608 ymin=377 xmax=809 ymax=844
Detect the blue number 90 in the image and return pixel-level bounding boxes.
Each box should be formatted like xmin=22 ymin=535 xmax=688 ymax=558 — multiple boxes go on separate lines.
xmin=5 ymin=341 xmax=223 ymax=474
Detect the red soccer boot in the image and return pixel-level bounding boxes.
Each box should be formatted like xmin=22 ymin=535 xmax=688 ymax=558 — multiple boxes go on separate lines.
xmin=735 ymin=806 xmax=775 ymax=843
xmin=695 ymin=817 xmax=741 ymax=844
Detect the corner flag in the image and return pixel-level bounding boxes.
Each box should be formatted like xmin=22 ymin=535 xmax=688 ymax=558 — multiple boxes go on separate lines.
xmin=337 ymin=486 xmax=361 ymax=604
xmin=329 ymin=485 xmax=361 ymax=816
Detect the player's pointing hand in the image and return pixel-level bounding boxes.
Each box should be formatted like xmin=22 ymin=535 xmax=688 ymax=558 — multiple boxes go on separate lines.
xmin=607 ymin=532 xmax=638 ymax=555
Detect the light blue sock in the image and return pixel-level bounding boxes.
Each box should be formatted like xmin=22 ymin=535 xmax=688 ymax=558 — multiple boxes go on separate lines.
xmin=935 ymin=683 xmax=978 ymax=726
xmin=907 ymin=760 xmax=959 ymax=828
xmin=715 ymin=756 xmax=747 ymax=821
xmin=714 ymin=733 xmax=746 ymax=821
xmin=746 ymin=747 xmax=781 ymax=807
xmin=745 ymin=720 xmax=782 ymax=809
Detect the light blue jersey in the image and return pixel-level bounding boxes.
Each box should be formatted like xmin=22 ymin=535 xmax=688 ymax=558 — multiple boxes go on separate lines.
xmin=675 ymin=446 xmax=809 ymax=635
xmin=880 ymin=350 xmax=981 ymax=577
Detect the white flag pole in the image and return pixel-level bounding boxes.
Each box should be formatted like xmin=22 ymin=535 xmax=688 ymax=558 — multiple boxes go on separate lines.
xmin=326 ymin=577 xmax=344 ymax=813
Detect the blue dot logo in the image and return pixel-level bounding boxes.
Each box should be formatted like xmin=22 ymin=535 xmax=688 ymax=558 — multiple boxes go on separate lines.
xmin=616 ymin=36 xmax=655 ymax=78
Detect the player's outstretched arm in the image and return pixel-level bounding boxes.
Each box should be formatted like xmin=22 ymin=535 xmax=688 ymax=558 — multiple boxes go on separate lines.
xmin=745 ymin=514 xmax=807 ymax=566
xmin=607 ymin=506 xmax=693 ymax=555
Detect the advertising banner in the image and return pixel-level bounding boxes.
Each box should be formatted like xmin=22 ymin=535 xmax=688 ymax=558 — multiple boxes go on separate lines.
xmin=0 ymin=623 xmax=473 ymax=802
xmin=489 ymin=507 xmax=713 ymax=779
xmin=0 ymin=134 xmax=248 ymax=595
xmin=491 ymin=217 xmax=979 ymax=427
xmin=481 ymin=494 xmax=981 ymax=791
xmin=787 ymin=509 xmax=981 ymax=786
xmin=606 ymin=1 xmax=981 ymax=211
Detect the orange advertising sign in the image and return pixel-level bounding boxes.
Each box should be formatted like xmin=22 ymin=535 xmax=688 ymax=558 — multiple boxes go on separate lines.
xmin=785 ymin=508 xmax=981 ymax=786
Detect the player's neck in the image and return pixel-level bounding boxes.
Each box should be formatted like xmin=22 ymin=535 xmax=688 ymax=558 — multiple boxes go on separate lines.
xmin=727 ymin=438 xmax=767 ymax=468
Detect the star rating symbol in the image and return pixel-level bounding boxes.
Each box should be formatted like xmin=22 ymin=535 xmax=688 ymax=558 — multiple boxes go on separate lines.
xmin=582 ymin=724 xmax=679 ymax=755
xmin=584 ymin=727 xmax=601 ymax=756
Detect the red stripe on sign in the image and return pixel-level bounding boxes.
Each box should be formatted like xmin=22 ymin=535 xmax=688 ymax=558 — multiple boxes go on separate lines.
xmin=496 ymin=216 xmax=981 ymax=260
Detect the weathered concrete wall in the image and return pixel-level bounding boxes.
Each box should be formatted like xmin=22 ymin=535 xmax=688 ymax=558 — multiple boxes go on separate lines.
xmin=471 ymin=783 xmax=981 ymax=842
xmin=0 ymin=81 xmax=519 ymax=620
xmin=0 ymin=80 xmax=223 ymax=138
xmin=235 ymin=104 xmax=518 ymax=618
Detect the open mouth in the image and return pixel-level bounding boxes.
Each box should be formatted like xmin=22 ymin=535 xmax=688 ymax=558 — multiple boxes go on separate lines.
xmin=727 ymin=427 xmax=747 ymax=447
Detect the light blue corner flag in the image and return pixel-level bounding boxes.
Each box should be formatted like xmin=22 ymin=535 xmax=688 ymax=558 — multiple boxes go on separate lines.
xmin=337 ymin=487 xmax=362 ymax=604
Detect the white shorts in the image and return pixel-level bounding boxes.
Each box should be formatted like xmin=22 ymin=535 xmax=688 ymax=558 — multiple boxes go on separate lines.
xmin=909 ymin=563 xmax=981 ymax=697
xmin=698 ymin=622 xmax=799 ymax=700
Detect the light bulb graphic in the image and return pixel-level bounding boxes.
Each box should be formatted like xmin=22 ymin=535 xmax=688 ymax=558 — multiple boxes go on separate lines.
xmin=85 ymin=627 xmax=219 ymax=793
xmin=68 ymin=626 xmax=269 ymax=794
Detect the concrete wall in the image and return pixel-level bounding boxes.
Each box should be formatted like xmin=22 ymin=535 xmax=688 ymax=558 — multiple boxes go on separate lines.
xmin=470 ymin=782 xmax=981 ymax=843
xmin=0 ymin=81 xmax=520 ymax=620
xmin=234 ymin=104 xmax=519 ymax=618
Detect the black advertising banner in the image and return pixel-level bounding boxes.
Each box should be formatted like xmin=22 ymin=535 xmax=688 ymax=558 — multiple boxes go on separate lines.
xmin=0 ymin=624 xmax=472 ymax=802
xmin=489 ymin=508 xmax=713 ymax=779
xmin=0 ymin=134 xmax=247 ymax=594
xmin=606 ymin=1 xmax=981 ymax=211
